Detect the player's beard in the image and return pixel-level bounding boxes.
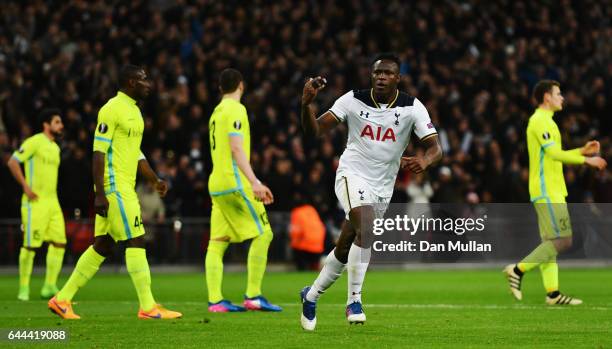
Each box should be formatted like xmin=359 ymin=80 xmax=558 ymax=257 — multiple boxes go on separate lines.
xmin=51 ymin=130 xmax=64 ymax=140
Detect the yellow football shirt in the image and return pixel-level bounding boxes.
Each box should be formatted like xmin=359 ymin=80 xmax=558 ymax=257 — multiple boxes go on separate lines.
xmin=526 ymin=108 xmax=584 ymax=202
xmin=12 ymin=133 xmax=61 ymax=202
xmin=93 ymin=91 xmax=145 ymax=197
xmin=208 ymin=98 xmax=251 ymax=195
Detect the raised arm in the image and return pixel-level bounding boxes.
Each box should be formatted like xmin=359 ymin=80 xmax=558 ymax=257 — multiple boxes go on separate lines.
xmin=301 ymin=77 xmax=340 ymax=138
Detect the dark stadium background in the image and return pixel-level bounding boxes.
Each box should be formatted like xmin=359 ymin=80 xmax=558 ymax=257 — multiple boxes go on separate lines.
xmin=0 ymin=0 xmax=610 ymax=264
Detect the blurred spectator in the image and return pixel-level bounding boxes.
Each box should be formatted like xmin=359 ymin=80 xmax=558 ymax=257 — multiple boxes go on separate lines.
xmin=0 ymin=0 xmax=610 ymax=228
xmin=290 ymin=199 xmax=326 ymax=271
xmin=137 ymin=181 xmax=167 ymax=262
xmin=432 ymin=167 xmax=462 ymax=203
xmin=406 ymin=172 xmax=434 ymax=218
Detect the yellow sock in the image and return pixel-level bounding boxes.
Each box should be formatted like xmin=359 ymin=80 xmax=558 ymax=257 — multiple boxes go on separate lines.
xmin=126 ymin=248 xmax=156 ymax=311
xmin=205 ymin=240 xmax=229 ymax=303
xmin=517 ymin=240 xmax=557 ymax=273
xmin=44 ymin=245 xmax=65 ymax=287
xmin=57 ymin=246 xmax=105 ymax=301
xmin=540 ymin=262 xmax=559 ymax=293
xmin=19 ymin=247 xmax=36 ymax=287
xmin=246 ymin=231 xmax=273 ymax=298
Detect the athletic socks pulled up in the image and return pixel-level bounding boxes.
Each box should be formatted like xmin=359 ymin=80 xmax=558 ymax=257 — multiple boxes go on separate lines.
xmin=347 ymin=244 xmax=371 ymax=305
xmin=56 ymin=246 xmax=105 ymax=302
xmin=306 ymin=249 xmax=346 ymax=302
xmin=126 ymin=247 xmax=156 ymax=312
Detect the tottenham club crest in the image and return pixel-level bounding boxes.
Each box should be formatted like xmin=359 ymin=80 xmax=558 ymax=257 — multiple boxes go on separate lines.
xmin=98 ymin=123 xmax=109 ymax=134
xmin=542 ymin=132 xmax=550 ymax=140
xmin=233 ymin=120 xmax=242 ymax=130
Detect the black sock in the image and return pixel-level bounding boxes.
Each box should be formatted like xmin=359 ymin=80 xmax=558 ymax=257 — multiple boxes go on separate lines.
xmin=513 ymin=265 xmax=524 ymax=277
xmin=547 ymin=290 xmax=560 ymax=298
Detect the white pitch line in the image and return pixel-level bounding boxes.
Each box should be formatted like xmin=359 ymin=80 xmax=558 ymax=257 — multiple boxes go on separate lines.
xmin=277 ymin=303 xmax=611 ymax=311
xmin=30 ymin=301 xmax=609 ymax=311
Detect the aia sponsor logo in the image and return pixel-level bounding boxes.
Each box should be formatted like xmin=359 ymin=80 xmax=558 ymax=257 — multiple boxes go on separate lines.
xmin=360 ymin=124 xmax=396 ymax=142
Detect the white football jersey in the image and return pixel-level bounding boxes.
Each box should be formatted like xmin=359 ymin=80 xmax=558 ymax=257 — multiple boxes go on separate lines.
xmin=329 ymin=89 xmax=437 ymax=198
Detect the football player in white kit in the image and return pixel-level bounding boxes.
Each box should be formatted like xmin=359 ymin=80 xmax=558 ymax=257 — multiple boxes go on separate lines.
xmin=299 ymin=53 xmax=443 ymax=331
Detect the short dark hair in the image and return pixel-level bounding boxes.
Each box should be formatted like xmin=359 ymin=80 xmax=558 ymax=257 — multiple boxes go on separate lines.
xmin=533 ymin=80 xmax=560 ymax=104
xmin=38 ymin=108 xmax=61 ymax=127
xmin=119 ymin=64 xmax=144 ymax=88
xmin=371 ymin=52 xmax=401 ymax=70
xmin=219 ymin=68 xmax=243 ymax=94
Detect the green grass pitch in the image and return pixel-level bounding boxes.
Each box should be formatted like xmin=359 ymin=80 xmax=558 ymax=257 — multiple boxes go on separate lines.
xmin=0 ymin=268 xmax=610 ymax=348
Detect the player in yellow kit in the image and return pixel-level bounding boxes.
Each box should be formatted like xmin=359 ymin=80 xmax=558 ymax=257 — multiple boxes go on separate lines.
xmin=205 ymin=68 xmax=281 ymax=312
xmin=48 ymin=65 xmax=181 ymax=319
xmin=504 ymin=80 xmax=607 ymax=305
xmin=7 ymin=109 xmax=66 ymax=301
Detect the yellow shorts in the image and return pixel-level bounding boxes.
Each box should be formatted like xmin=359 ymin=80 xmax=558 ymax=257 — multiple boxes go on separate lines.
xmin=95 ymin=191 xmax=145 ymax=241
xmin=21 ymin=198 xmax=66 ymax=248
xmin=533 ymin=197 xmax=572 ymax=240
xmin=210 ymin=190 xmax=272 ymax=243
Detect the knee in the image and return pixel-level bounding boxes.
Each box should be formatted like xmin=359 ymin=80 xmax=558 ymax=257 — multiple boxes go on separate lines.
xmin=126 ymin=236 xmax=146 ymax=249
xmin=334 ymin=245 xmax=349 ymax=264
xmin=206 ymin=239 xmax=229 ymax=257
xmin=93 ymin=237 xmax=114 ymax=257
xmin=352 ymin=228 xmax=372 ymax=248
xmin=554 ymin=237 xmax=572 ymax=253
xmin=259 ymin=230 xmax=273 ymax=245
xmin=49 ymin=242 xmax=66 ymax=249
xmin=561 ymin=237 xmax=572 ymax=251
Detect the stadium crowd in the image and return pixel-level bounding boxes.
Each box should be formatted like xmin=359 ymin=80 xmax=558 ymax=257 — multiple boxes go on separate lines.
xmin=0 ymin=0 xmax=610 ymax=227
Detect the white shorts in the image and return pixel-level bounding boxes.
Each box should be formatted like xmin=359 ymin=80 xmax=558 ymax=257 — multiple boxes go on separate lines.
xmin=334 ymin=172 xmax=392 ymax=220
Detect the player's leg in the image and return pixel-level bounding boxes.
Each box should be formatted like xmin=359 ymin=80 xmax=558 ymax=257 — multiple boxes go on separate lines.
xmin=541 ymin=202 xmax=581 ymax=305
xmin=305 ymin=220 xmax=354 ymax=302
xmin=504 ymin=199 xmax=558 ymax=300
xmin=125 ymin=236 xmax=180 ymax=319
xmin=345 ymin=204 xmax=374 ymax=324
xmin=205 ymin=195 xmax=243 ymax=312
xmin=113 ymin=193 xmax=181 ymax=319
xmin=301 ymin=174 xmax=363 ymax=330
xmin=49 ymin=234 xmax=112 ymax=319
xmin=301 ymin=221 xmax=353 ymax=330
xmin=18 ymin=247 xmax=37 ymax=301
xmin=125 ymin=236 xmax=156 ymax=313
xmin=41 ymin=203 xmax=67 ymax=298
xmin=243 ymin=199 xmax=281 ymax=312
xmin=49 ymin=197 xmax=117 ymax=319
xmin=41 ymin=242 xmax=65 ymax=299
xmin=18 ymin=201 xmax=43 ymax=301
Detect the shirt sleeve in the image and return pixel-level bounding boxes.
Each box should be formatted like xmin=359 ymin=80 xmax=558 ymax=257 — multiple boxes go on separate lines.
xmin=93 ymin=105 xmax=117 ymax=154
xmin=139 ymin=151 xmax=146 ymax=161
xmin=11 ymin=136 xmax=41 ymax=163
xmin=543 ymin=143 xmax=585 ymax=164
xmin=328 ymin=91 xmax=353 ymax=123
xmin=227 ymin=104 xmax=248 ymax=137
xmin=412 ymin=98 xmax=437 ymax=140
